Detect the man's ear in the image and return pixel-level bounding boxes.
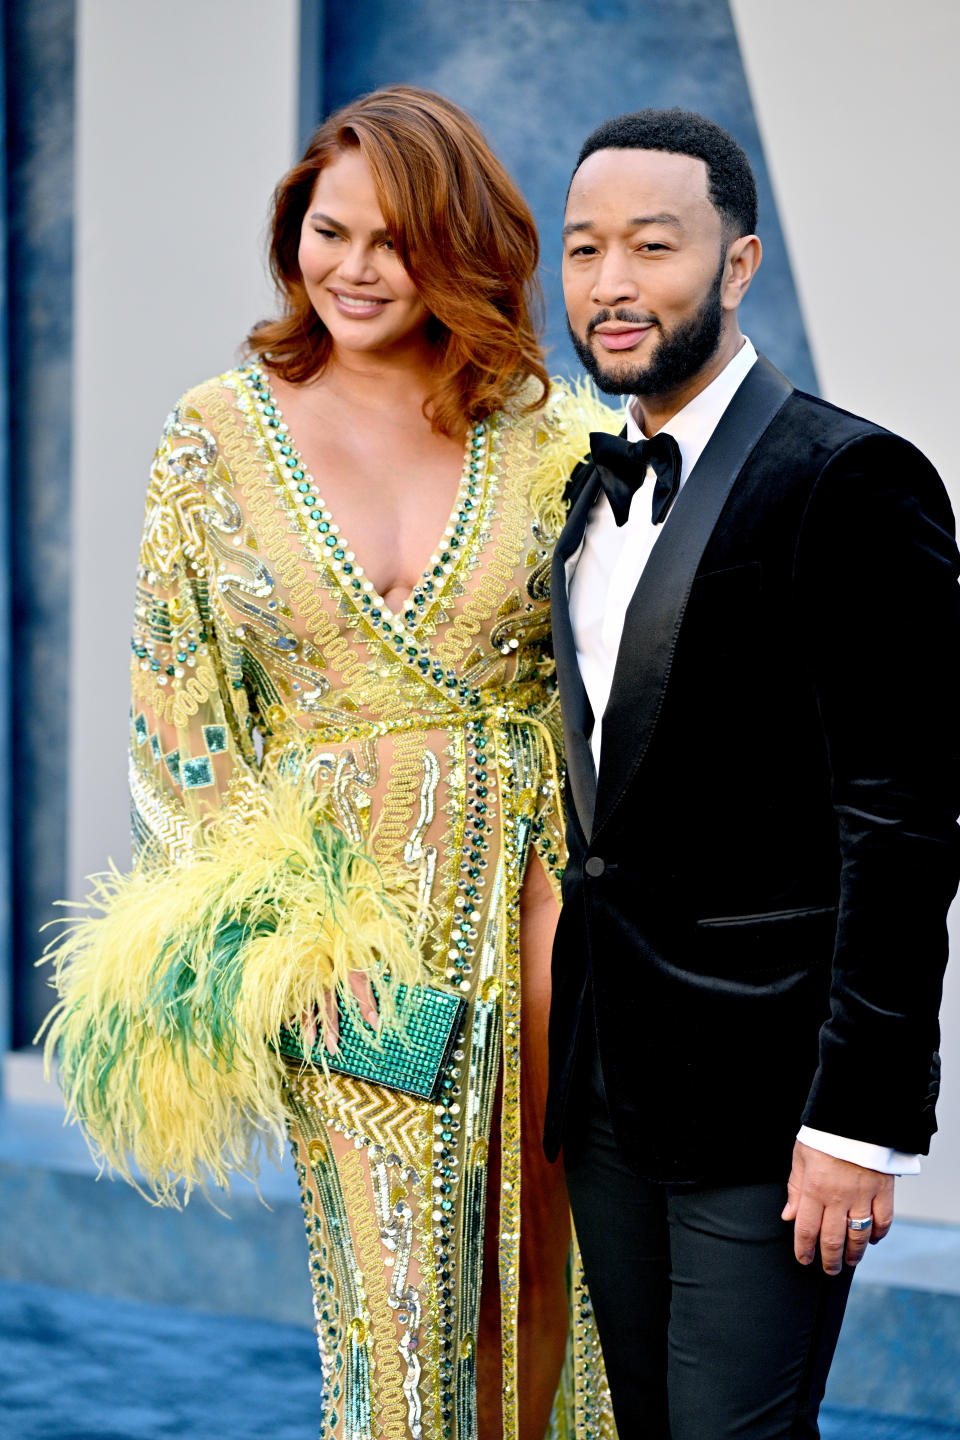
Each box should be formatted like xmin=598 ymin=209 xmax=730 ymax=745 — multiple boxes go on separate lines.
xmin=723 ymin=235 xmax=762 ymax=311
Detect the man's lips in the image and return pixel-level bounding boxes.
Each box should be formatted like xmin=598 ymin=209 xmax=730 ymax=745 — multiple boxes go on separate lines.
xmin=592 ymin=324 xmax=653 ymax=352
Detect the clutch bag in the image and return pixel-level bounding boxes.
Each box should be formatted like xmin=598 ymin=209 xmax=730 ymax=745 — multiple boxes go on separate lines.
xmin=275 ymin=983 xmax=467 ymax=1103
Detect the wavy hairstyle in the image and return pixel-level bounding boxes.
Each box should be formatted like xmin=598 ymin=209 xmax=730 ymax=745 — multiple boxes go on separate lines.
xmin=247 ymin=85 xmax=549 ymax=436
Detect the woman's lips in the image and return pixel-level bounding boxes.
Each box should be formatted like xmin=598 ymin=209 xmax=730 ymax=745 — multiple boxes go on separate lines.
xmin=330 ymin=291 xmax=390 ymax=319
xmin=594 ymin=326 xmax=652 ymax=352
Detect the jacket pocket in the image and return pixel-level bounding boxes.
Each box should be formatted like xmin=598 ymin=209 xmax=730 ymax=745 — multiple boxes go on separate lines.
xmin=691 ymin=558 xmax=762 ymax=589
xmin=690 ymin=904 xmax=838 ymax=981
xmin=697 ymin=904 xmax=838 ymax=929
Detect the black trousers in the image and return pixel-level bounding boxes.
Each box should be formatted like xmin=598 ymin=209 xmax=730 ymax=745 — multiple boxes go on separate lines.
xmin=563 ymin=1035 xmax=854 ymax=1440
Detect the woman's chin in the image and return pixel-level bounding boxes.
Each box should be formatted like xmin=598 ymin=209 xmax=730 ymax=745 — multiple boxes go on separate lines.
xmin=326 ymin=323 xmax=433 ymax=364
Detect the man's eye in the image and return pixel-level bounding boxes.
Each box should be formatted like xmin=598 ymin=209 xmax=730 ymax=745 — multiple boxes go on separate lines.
xmin=569 ymin=245 xmax=598 ymax=258
xmin=640 ymin=243 xmax=668 ymax=253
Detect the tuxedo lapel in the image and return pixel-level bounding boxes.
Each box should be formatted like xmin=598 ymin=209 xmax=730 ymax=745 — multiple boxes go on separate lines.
xmin=593 ymin=355 xmax=794 ymax=837
xmin=551 ymin=462 xmax=604 ymax=839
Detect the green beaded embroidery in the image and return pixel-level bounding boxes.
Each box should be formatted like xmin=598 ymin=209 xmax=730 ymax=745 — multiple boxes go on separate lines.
xmin=277 ymin=984 xmax=467 ymax=1103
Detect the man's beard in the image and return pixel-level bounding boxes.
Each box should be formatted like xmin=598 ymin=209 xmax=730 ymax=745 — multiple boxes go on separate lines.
xmin=568 ymin=258 xmax=725 ymax=398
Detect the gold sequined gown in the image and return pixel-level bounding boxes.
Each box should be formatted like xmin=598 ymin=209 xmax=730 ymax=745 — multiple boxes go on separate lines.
xmin=129 ymin=363 xmax=616 ymax=1440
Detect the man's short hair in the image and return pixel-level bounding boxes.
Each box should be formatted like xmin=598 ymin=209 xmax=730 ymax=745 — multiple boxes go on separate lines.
xmin=575 ymin=109 xmax=758 ymax=238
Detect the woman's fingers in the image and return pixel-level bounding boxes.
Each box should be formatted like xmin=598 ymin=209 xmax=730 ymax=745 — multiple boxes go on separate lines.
xmin=323 ymin=992 xmax=339 ymax=1055
xmin=322 ymin=973 xmax=378 ymax=1055
xmin=349 ymin=971 xmax=380 ymax=1029
xmin=285 ymin=975 xmax=379 ymax=1058
xmin=301 ymin=1008 xmax=318 ymax=1053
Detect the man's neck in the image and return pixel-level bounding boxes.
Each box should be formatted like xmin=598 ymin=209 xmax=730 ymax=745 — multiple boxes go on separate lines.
xmin=630 ymin=330 xmax=746 ymax=436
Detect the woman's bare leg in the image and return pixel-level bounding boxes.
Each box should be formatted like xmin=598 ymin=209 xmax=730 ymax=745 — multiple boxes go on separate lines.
xmin=476 ymin=854 xmax=570 ymax=1438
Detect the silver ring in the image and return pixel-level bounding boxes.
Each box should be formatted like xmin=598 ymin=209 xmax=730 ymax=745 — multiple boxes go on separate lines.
xmin=847 ymin=1215 xmax=873 ymax=1232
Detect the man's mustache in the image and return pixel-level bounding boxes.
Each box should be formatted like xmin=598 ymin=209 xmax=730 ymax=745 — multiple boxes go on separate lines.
xmin=586 ymin=308 xmax=659 ymax=336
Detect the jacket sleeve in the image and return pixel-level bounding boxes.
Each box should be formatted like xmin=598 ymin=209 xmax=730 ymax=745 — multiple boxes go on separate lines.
xmin=129 ymin=399 xmax=260 ymax=862
xmin=795 ymin=431 xmax=960 ymax=1153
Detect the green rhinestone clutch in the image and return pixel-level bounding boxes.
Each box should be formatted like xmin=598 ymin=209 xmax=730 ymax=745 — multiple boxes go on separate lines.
xmin=276 ymin=984 xmax=468 ymax=1103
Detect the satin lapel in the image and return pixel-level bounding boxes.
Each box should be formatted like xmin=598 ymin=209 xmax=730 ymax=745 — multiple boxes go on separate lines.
xmin=593 ymin=355 xmax=794 ymax=838
xmin=551 ymin=463 xmax=603 ymax=839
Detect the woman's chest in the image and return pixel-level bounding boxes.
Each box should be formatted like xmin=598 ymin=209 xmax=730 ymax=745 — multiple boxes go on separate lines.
xmin=192 ymin=378 xmax=555 ymax=721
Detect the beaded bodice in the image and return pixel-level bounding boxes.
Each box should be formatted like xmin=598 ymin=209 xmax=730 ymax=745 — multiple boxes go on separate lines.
xmin=130 ymin=364 xmax=571 ymax=904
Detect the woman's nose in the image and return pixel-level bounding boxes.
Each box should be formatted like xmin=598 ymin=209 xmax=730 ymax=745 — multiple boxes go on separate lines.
xmin=336 ymin=243 xmax=379 ymax=285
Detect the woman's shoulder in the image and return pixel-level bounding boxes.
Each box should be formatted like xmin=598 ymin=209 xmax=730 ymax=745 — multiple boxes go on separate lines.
xmin=503 ymin=375 xmax=620 ymax=537
xmin=166 ymin=364 xmax=253 ymax=432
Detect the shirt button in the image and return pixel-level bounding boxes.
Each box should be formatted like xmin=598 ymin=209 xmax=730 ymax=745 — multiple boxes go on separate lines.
xmin=585 ymin=856 xmax=605 ymax=878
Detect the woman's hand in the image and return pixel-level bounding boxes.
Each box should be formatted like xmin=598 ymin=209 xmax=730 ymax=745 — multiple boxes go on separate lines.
xmin=297 ymin=972 xmax=380 ymax=1055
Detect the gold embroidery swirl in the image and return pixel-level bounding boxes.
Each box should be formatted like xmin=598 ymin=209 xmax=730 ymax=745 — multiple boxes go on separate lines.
xmin=340 ymin=1149 xmax=409 ymax=1440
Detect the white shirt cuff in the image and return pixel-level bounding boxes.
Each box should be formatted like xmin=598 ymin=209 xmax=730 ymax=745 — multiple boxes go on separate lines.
xmin=797 ymin=1125 xmax=921 ymax=1175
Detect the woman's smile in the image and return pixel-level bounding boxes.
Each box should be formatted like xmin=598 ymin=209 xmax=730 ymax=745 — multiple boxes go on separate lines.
xmin=328 ymin=288 xmax=391 ymax=319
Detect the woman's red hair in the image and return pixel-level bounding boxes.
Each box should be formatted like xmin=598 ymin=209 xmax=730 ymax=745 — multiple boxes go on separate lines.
xmin=247 ymin=85 xmax=549 ymax=436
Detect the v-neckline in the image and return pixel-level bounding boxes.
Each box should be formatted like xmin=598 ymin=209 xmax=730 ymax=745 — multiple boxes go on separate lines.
xmin=241 ymin=363 xmax=490 ymax=632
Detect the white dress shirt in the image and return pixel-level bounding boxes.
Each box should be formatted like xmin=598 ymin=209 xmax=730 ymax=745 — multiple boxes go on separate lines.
xmin=566 ymin=338 xmax=919 ymax=1177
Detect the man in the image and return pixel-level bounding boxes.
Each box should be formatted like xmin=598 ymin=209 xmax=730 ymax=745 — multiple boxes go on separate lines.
xmin=545 ymin=109 xmax=960 ymax=1439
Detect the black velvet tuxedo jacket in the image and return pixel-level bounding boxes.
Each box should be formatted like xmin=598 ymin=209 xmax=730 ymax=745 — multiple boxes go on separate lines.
xmin=544 ymin=355 xmax=960 ymax=1186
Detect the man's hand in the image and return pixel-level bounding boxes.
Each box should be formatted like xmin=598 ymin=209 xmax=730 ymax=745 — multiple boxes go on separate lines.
xmin=782 ymin=1140 xmax=894 ymax=1274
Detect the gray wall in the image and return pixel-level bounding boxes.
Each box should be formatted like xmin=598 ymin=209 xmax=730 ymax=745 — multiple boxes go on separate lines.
xmin=67 ymin=0 xmax=299 ymax=896
xmin=731 ymin=0 xmax=960 ymax=1226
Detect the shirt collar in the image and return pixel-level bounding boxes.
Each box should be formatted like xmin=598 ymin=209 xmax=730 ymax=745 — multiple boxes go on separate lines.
xmin=624 ymin=337 xmax=758 ymax=486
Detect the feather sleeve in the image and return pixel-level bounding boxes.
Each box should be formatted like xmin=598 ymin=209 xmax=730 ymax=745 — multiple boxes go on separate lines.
xmin=526 ymin=376 xmax=621 ymax=537
xmin=40 ymin=393 xmax=426 ymax=1205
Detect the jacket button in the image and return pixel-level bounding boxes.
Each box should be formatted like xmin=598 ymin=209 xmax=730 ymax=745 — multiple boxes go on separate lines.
xmin=585 ymin=856 xmax=605 ymax=877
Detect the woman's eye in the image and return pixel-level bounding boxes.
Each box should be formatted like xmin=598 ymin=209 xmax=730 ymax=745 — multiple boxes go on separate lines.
xmin=313 ymin=227 xmax=340 ymax=240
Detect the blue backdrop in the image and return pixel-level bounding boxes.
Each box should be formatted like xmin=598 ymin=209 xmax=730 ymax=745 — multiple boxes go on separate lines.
xmin=302 ymin=0 xmax=817 ymax=393
xmin=0 ymin=13 xmax=11 ymax=1055
xmin=2 ymin=0 xmax=74 ymax=1048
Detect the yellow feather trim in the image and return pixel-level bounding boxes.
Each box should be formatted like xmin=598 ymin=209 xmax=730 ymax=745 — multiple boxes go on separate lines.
xmin=38 ymin=759 xmax=429 ymax=1206
xmin=526 ymin=376 xmax=621 ymax=537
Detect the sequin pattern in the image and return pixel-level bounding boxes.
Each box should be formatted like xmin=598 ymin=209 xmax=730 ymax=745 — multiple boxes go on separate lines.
xmin=128 ymin=367 xmax=615 ymax=1439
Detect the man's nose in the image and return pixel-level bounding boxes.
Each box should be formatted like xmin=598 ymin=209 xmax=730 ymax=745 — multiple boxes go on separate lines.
xmin=591 ymin=252 xmax=639 ymax=308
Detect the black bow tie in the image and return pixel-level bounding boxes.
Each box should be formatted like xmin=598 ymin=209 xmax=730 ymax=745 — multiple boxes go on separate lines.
xmin=589 ymin=429 xmax=682 ymax=527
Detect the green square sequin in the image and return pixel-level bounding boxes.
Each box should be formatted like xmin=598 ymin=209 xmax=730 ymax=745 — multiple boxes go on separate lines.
xmin=133 ymin=713 xmax=148 ymax=747
xmin=164 ymin=750 xmax=181 ymax=785
xmin=203 ymin=724 xmax=227 ymax=755
xmin=181 ymin=756 xmax=214 ymax=790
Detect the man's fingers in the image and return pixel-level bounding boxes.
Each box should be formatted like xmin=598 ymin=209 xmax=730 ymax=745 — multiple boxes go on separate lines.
xmin=843 ymin=1213 xmax=873 ymax=1268
xmin=792 ymin=1195 xmax=824 ymax=1266
xmin=817 ymin=1205 xmax=850 ymax=1275
xmin=869 ymin=1175 xmax=895 ymax=1242
xmin=781 ymin=1160 xmax=803 ymax=1222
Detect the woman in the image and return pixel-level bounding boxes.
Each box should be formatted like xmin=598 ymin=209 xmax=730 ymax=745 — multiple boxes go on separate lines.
xmin=45 ymin=86 xmax=616 ymax=1439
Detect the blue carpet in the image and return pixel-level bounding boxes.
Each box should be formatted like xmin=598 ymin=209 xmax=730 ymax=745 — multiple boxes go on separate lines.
xmin=1 ymin=1279 xmax=957 ymax=1440
xmin=0 ymin=1281 xmax=322 ymax=1439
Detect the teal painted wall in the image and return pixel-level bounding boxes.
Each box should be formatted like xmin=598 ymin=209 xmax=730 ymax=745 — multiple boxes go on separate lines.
xmin=3 ymin=0 xmax=75 ymax=1046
